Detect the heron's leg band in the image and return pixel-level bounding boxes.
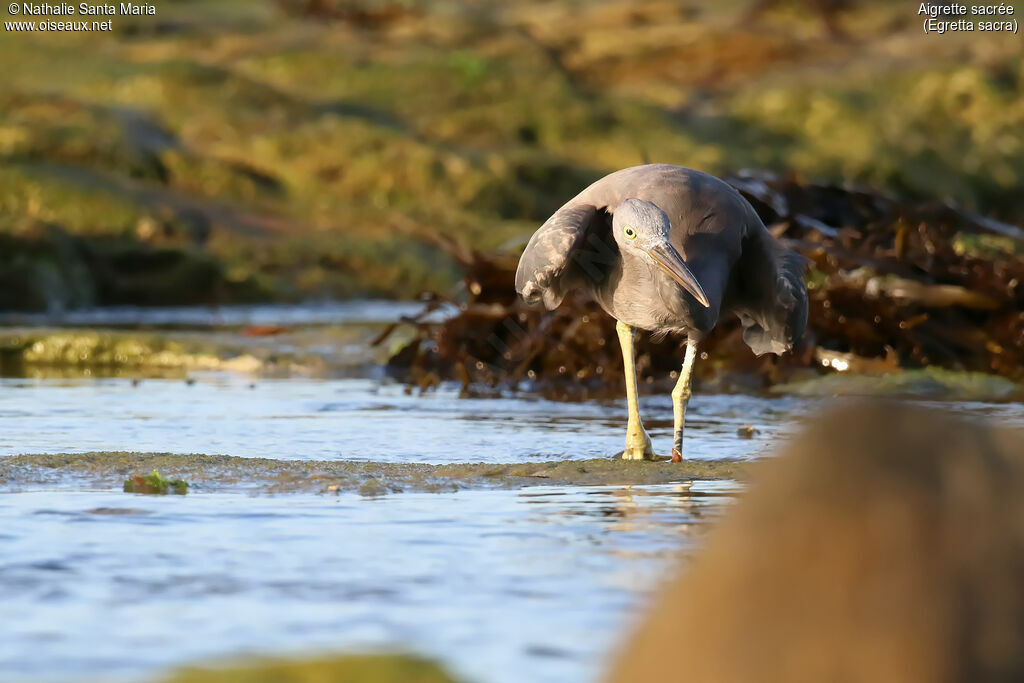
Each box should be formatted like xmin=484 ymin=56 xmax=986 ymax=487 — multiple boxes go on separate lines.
xmin=671 ymin=339 xmax=698 ymax=460
xmin=616 ymin=320 xmax=653 ymax=460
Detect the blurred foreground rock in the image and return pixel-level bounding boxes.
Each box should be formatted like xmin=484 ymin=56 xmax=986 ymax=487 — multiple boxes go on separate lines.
xmin=164 ymin=653 xmax=457 ymax=683
xmin=386 ymin=173 xmax=1023 ymax=399
xmin=606 ymin=400 xmax=1024 ymax=683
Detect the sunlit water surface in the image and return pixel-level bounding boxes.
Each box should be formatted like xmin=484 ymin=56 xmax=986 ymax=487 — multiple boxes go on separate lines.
xmin=0 ymin=301 xmax=456 ymax=328
xmin=1 ymin=350 xmax=1022 ymax=683
xmin=0 ymin=483 xmax=737 ymax=683
xmin=0 ymin=376 xmax=812 ymax=462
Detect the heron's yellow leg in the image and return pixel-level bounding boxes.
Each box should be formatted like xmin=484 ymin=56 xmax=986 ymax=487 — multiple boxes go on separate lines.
xmin=616 ymin=320 xmax=654 ymax=460
xmin=671 ymin=339 xmax=699 ymax=461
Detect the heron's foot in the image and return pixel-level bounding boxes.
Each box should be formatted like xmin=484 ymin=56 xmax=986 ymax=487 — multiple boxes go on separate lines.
xmin=671 ymin=448 xmax=683 ymax=463
xmin=622 ymin=428 xmax=655 ymax=461
xmin=622 ymin=446 xmax=657 ymax=461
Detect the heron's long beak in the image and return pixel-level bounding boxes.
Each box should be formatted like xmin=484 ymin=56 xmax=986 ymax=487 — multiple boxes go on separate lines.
xmin=644 ymin=243 xmax=710 ymax=308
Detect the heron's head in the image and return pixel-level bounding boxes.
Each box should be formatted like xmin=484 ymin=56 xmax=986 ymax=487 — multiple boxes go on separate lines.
xmin=612 ymin=199 xmax=710 ymax=308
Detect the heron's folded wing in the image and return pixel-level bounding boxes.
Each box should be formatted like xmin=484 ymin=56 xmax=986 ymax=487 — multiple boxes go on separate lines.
xmin=515 ymin=203 xmax=599 ymax=309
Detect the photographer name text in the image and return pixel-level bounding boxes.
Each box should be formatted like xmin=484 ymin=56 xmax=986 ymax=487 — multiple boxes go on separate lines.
xmin=11 ymin=2 xmax=154 ymax=16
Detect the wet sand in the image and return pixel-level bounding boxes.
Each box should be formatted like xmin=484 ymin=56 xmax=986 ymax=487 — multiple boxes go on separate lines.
xmin=0 ymin=451 xmax=744 ymax=496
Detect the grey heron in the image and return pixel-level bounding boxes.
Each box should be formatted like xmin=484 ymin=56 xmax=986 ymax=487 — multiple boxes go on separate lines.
xmin=515 ymin=164 xmax=808 ymax=460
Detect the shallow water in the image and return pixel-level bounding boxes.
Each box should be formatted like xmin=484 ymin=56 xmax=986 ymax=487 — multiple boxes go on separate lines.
xmin=0 ymin=376 xmax=808 ymax=462
xmin=2 ymin=309 xmax=1022 ymax=683
xmin=0 ymin=301 xmax=456 ymax=329
xmin=0 ymin=482 xmax=738 ymax=683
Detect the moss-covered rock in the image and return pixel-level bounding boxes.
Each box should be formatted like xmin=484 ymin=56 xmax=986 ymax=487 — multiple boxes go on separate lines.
xmin=163 ymin=653 xmax=458 ymax=683
xmin=0 ymin=330 xmax=262 ymax=373
xmin=1 ymin=1 xmax=1020 ymax=308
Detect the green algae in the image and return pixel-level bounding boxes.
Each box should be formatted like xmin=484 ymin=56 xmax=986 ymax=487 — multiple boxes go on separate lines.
xmin=123 ymin=469 xmax=189 ymax=495
xmin=4 ymin=330 xmax=242 ymax=368
xmin=0 ymin=327 xmax=360 ymax=378
xmin=772 ymin=368 xmax=1024 ymax=402
xmin=0 ymin=329 xmax=265 ymax=375
xmin=162 ymin=653 xmax=459 ymax=683
xmin=0 ymin=452 xmax=745 ymax=496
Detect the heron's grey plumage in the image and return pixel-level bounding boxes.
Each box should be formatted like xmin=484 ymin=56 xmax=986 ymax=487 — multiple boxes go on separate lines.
xmin=515 ymin=164 xmax=808 ymax=355
xmin=515 ymin=203 xmax=598 ymax=310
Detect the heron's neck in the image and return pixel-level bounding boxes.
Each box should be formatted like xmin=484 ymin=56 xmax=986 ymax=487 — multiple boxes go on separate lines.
xmin=620 ymin=248 xmax=659 ymax=284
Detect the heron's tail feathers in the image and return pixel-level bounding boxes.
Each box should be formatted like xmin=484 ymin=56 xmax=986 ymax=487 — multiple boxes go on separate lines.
xmin=739 ymin=234 xmax=809 ymax=356
xmin=773 ymin=245 xmax=809 ymax=315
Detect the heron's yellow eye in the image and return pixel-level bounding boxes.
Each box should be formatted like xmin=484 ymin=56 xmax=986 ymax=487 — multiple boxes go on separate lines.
xmin=624 ymin=226 xmax=637 ymax=240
